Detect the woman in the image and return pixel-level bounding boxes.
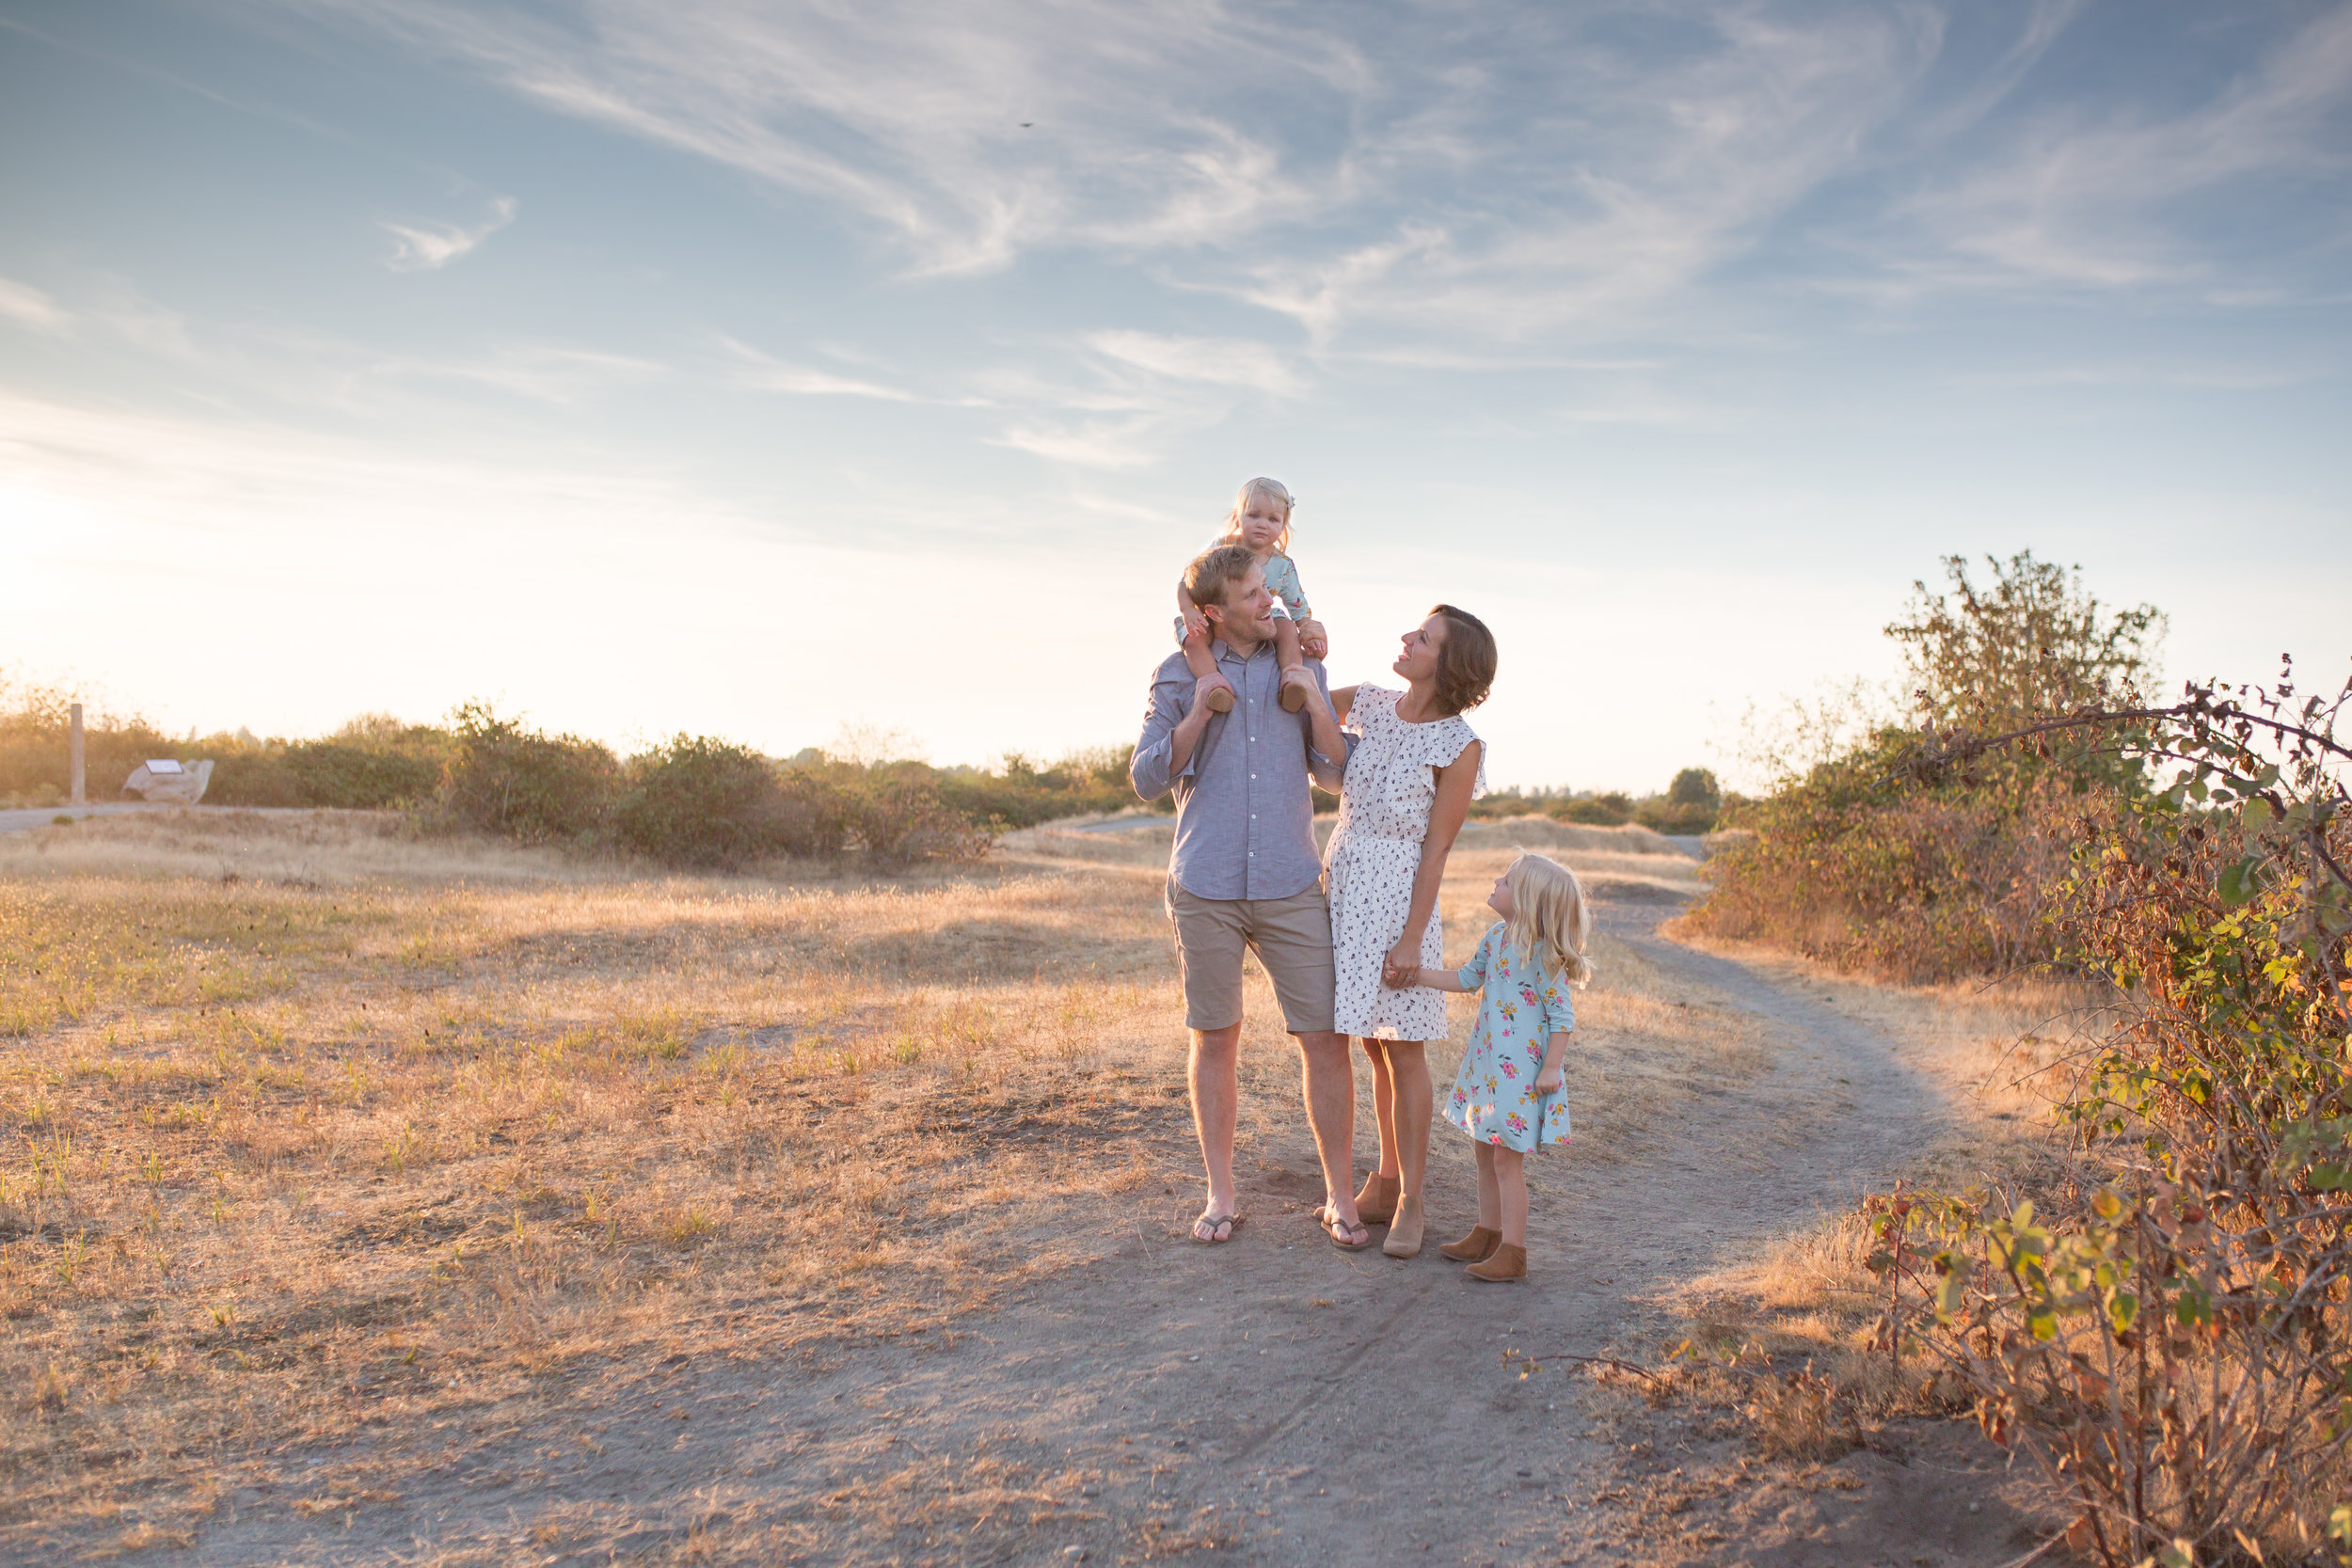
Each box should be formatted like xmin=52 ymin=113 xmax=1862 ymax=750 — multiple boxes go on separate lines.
xmin=1319 ymin=604 xmax=1495 ymax=1256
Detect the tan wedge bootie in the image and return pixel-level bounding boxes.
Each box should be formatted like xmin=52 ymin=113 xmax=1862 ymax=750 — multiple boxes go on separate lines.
xmin=1353 ymin=1171 xmax=1400 ymax=1227
xmin=1382 ymin=1193 xmax=1424 ymax=1259
xmin=1467 ymin=1243 xmax=1527 ymax=1283
xmin=1438 ymin=1225 xmax=1501 ymax=1262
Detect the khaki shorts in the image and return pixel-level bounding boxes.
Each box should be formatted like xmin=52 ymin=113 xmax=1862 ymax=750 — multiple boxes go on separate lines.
xmin=1166 ymin=881 xmax=1337 ymax=1035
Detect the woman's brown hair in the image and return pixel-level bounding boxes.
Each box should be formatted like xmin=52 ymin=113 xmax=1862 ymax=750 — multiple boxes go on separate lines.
xmin=1428 ymin=603 xmax=1497 ymax=715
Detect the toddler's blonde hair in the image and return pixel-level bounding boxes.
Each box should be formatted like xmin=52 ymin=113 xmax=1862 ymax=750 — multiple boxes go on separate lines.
xmin=1503 ymin=853 xmax=1596 ymax=990
xmin=1220 ymin=477 xmax=1295 ymax=557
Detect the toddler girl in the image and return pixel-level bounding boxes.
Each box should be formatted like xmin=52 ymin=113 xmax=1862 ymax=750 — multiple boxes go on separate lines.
xmin=1386 ymin=852 xmax=1593 ymax=1282
xmin=1175 ymin=477 xmax=1326 ymax=713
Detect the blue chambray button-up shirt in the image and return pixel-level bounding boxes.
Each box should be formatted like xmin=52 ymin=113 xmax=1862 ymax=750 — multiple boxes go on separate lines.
xmin=1128 ymin=639 xmax=1349 ymax=901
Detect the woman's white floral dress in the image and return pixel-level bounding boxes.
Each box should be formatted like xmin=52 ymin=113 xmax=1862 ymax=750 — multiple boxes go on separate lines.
xmin=1325 ymin=684 xmax=1485 ymax=1039
xmin=1442 ymin=923 xmax=1575 ymax=1152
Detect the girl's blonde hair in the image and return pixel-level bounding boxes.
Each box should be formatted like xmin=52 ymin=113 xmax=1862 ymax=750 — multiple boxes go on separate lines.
xmin=1503 ymin=853 xmax=1596 ymax=990
xmin=1219 ymin=477 xmax=1295 ymax=557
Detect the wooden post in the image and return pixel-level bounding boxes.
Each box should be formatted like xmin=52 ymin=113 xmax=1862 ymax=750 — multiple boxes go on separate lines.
xmin=70 ymin=703 xmax=86 ymax=804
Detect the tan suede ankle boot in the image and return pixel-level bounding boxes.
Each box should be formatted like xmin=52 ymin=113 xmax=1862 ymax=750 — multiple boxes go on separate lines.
xmin=1353 ymin=1171 xmax=1400 ymax=1227
xmin=1382 ymin=1193 xmax=1424 ymax=1259
xmin=1467 ymin=1243 xmax=1527 ymax=1282
xmin=1438 ymin=1225 xmax=1500 ymax=1262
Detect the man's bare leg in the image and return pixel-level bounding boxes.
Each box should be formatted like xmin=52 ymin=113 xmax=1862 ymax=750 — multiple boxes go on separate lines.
xmin=1189 ymin=1023 xmax=1242 ymax=1239
xmin=1295 ymin=1029 xmax=1361 ymax=1238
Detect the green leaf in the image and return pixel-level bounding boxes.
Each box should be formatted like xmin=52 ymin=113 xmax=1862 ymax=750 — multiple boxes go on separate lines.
xmin=2106 ymin=1291 xmax=2138 ymax=1336
xmin=2243 ymin=797 xmax=2273 ymax=832
xmin=2218 ymin=857 xmax=2263 ymax=907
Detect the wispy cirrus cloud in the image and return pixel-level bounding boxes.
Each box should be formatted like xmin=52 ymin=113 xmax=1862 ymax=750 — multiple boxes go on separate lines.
xmin=720 ymin=338 xmax=920 ymax=402
xmin=1887 ymin=5 xmax=2352 ymax=291
xmin=0 ymin=276 xmax=72 ymax=333
xmin=265 ymin=0 xmax=1957 ymax=346
xmin=382 ymin=195 xmax=517 ymax=271
xmin=1084 ymin=332 xmax=1304 ymax=397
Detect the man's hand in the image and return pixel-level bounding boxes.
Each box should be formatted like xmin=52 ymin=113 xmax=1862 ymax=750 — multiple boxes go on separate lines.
xmin=1192 ymin=671 xmax=1235 ymax=713
xmin=1296 ymin=617 xmax=1328 ymax=659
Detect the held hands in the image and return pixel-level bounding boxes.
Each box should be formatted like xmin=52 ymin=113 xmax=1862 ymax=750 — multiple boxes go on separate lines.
xmin=1296 ymin=617 xmax=1329 ymax=660
xmin=1381 ymin=938 xmax=1420 ymax=989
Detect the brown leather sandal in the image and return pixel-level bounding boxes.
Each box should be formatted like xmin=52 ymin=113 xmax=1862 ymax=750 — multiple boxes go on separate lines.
xmin=1319 ymin=1206 xmax=1373 ymax=1251
xmin=1278 ymin=667 xmax=1312 ymax=712
xmin=1467 ymin=1243 xmax=1527 ymax=1282
xmin=1201 ymin=683 xmax=1234 ymax=713
xmin=1438 ymin=1226 xmax=1501 ymax=1263
xmin=1353 ymin=1171 xmax=1400 ymax=1227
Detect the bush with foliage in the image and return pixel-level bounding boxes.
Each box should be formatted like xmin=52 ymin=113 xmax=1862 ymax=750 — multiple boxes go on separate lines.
xmin=933 ymin=746 xmax=1140 ymax=830
xmin=614 ymin=735 xmax=817 ymax=868
xmin=1687 ymin=552 xmax=2165 ymax=982
xmin=1864 ymin=665 xmax=2352 ymax=1562
xmin=0 ymin=671 xmax=177 ymax=807
xmin=431 ymin=702 xmax=622 ymax=846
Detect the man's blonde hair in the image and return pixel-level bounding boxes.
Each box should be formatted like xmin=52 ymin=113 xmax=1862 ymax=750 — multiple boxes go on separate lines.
xmin=1184 ymin=543 xmax=1262 ymax=623
xmin=1219 ymin=476 xmax=1295 ymax=557
xmin=1502 ymin=853 xmax=1596 ymax=990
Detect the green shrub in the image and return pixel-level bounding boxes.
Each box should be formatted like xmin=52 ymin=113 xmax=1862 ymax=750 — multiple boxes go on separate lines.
xmin=1554 ymin=792 xmax=1633 ymax=827
xmin=1685 ymin=552 xmax=2162 ymax=981
xmin=839 ymin=770 xmax=987 ymax=864
xmin=0 ymin=671 xmax=177 ymax=805
xmin=433 ymin=703 xmax=619 ymax=845
xmin=1866 ymin=668 xmax=2352 ymax=1561
xmin=614 ymin=736 xmax=853 ymax=868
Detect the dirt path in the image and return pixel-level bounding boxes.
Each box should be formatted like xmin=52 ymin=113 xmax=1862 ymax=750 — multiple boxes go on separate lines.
xmin=119 ymin=895 xmax=2032 ymax=1568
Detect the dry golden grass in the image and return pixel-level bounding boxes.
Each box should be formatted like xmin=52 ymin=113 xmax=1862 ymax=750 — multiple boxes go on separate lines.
xmin=1 ymin=811 xmax=1209 ymax=1543
xmin=2 ymin=808 xmax=1758 ymax=1553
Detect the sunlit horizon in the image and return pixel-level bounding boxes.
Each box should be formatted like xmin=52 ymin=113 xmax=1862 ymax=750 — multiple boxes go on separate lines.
xmin=4 ymin=1 xmax=2346 ymax=793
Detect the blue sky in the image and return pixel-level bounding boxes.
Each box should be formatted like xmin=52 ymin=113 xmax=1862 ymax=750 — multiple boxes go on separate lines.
xmin=2 ymin=0 xmax=2346 ymax=790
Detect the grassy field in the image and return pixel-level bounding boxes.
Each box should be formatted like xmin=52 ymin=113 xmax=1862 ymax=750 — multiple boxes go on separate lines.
xmin=1 ymin=808 xmax=1746 ymax=1556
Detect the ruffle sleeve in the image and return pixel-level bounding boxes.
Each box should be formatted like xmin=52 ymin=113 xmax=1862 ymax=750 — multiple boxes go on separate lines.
xmin=1412 ymin=716 xmax=1486 ymax=800
xmin=1344 ymin=682 xmax=1398 ymax=738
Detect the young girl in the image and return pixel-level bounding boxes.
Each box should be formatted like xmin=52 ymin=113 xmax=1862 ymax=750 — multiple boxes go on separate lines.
xmin=1386 ymin=852 xmax=1594 ymax=1282
xmin=1175 ymin=478 xmax=1326 ymax=713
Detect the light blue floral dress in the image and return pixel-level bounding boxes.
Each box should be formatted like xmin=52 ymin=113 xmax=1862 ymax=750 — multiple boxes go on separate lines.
xmin=1441 ymin=923 xmax=1576 ymax=1152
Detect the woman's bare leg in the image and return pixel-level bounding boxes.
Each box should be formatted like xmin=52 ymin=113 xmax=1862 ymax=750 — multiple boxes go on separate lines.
xmin=1385 ymin=1040 xmax=1432 ymax=1201
xmin=1494 ymin=1147 xmax=1528 ymax=1247
xmin=1362 ymin=1039 xmax=1399 ymax=1179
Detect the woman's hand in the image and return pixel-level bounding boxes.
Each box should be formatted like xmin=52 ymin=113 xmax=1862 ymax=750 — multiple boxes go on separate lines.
xmin=1534 ymin=1065 xmax=1564 ymax=1094
xmin=1296 ymin=617 xmax=1328 ymax=659
xmin=1382 ymin=960 xmax=1419 ymax=990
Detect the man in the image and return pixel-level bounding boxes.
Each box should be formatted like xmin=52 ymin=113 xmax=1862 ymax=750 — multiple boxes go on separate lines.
xmin=1130 ymin=543 xmax=1371 ymax=1248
